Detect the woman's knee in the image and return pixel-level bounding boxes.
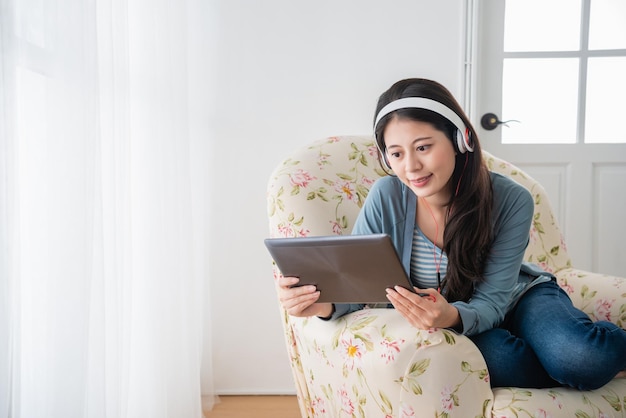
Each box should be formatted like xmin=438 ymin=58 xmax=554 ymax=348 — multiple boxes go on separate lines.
xmin=540 ymin=322 xmax=626 ymax=390
xmin=470 ymin=328 xmax=558 ymax=388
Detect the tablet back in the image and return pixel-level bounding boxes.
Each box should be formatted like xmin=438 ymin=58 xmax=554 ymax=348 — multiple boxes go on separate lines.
xmin=264 ymin=234 xmax=413 ymax=303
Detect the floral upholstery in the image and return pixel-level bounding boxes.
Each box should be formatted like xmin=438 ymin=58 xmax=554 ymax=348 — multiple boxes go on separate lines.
xmin=267 ymin=136 xmax=626 ymax=417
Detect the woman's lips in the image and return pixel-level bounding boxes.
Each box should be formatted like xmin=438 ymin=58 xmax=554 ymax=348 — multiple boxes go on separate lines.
xmin=410 ymin=174 xmax=432 ymax=187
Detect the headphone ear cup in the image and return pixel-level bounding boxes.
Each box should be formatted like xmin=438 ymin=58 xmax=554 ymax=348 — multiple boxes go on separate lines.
xmin=464 ymin=129 xmax=474 ymax=152
xmin=382 ymin=152 xmax=391 ymax=171
xmin=455 ymin=128 xmax=474 ymax=153
xmin=455 ymin=129 xmax=467 ymax=154
xmin=376 ymin=137 xmax=392 ymax=170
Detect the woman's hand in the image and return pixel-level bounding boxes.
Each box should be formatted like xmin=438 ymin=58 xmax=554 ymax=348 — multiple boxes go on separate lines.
xmin=386 ymin=286 xmax=461 ymax=330
xmin=276 ymin=276 xmax=334 ymax=318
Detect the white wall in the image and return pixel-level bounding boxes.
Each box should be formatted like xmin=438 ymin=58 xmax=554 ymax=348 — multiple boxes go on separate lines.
xmin=207 ymin=0 xmax=466 ymax=394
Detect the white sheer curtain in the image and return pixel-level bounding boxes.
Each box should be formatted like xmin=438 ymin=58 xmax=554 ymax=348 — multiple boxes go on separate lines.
xmin=0 ymin=0 xmax=215 ymax=417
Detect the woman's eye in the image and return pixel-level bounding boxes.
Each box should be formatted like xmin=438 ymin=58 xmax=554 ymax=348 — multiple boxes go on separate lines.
xmin=417 ymin=145 xmax=430 ymax=152
xmin=390 ymin=152 xmax=401 ymax=158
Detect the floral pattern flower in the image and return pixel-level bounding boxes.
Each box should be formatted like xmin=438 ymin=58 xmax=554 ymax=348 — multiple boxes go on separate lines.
xmin=548 ymin=390 xmax=563 ymax=410
xmin=310 ymin=396 xmax=326 ymax=416
xmin=290 ymin=168 xmax=317 ymax=188
xmin=380 ymin=337 xmax=405 ymax=364
xmin=334 ymin=179 xmax=357 ymax=202
xmin=340 ymin=336 xmax=365 ymax=370
xmin=560 ymin=281 xmax=575 ymax=296
xmin=337 ymin=385 xmax=355 ymax=415
xmin=329 ymin=220 xmax=343 ymax=235
xmin=268 ymin=136 xmax=626 ymax=417
xmin=593 ymin=298 xmax=614 ymax=322
xmin=399 ymin=403 xmax=416 ymax=417
xmin=440 ymin=385 xmax=455 ymax=412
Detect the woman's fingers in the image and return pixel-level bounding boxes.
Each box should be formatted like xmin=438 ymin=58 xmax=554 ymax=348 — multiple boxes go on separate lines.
xmin=387 ymin=286 xmax=434 ymax=308
xmin=276 ymin=276 xmax=321 ymax=316
xmin=281 ymin=287 xmax=318 ymax=308
xmin=276 ymin=275 xmax=299 ymax=289
xmin=386 ymin=286 xmax=440 ymax=329
xmin=286 ymin=294 xmax=321 ymax=316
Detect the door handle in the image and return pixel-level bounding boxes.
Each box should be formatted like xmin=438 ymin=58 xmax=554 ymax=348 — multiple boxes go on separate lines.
xmin=480 ymin=113 xmax=520 ymax=131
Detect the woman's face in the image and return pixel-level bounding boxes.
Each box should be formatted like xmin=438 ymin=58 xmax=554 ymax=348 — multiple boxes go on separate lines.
xmin=383 ymin=117 xmax=457 ymax=203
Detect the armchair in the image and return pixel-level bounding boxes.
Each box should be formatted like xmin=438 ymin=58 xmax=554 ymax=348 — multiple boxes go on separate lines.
xmin=267 ymin=136 xmax=626 ymax=417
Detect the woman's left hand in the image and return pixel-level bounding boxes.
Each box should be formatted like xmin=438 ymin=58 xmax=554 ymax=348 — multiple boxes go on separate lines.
xmin=386 ymin=286 xmax=461 ymax=330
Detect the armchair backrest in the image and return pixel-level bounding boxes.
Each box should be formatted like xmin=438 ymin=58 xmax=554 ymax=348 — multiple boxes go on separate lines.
xmin=267 ymin=136 xmax=572 ymax=274
xmin=482 ymin=152 xmax=572 ymax=273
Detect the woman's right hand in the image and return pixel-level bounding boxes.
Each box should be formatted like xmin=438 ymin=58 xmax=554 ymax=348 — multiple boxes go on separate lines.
xmin=276 ymin=276 xmax=333 ymax=318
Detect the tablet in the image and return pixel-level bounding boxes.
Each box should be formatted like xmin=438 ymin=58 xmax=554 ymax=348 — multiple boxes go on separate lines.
xmin=264 ymin=233 xmax=415 ymax=303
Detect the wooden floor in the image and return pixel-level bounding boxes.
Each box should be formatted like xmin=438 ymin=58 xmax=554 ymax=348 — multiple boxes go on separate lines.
xmin=204 ymin=395 xmax=301 ymax=418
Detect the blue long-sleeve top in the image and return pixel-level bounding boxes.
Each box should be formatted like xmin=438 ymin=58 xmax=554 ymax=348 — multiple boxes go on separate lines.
xmin=329 ymin=172 xmax=554 ymax=336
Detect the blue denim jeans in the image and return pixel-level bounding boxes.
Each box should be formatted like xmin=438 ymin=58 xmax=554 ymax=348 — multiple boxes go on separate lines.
xmin=469 ymin=280 xmax=626 ymax=390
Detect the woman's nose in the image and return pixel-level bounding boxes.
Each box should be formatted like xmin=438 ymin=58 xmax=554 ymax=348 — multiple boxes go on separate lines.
xmin=406 ymin=152 xmax=422 ymax=171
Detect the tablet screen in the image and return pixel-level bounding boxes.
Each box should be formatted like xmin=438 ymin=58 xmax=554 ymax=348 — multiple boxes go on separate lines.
xmin=265 ymin=234 xmax=414 ymax=303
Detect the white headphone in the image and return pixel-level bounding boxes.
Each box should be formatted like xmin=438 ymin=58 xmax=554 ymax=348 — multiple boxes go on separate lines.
xmin=374 ymin=97 xmax=474 ymax=169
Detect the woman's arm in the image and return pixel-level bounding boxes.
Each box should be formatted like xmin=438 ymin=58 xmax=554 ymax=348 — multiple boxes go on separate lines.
xmin=452 ymin=174 xmax=534 ymax=336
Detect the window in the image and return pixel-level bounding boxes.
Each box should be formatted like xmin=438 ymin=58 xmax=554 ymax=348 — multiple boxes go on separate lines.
xmin=501 ymin=0 xmax=626 ymax=144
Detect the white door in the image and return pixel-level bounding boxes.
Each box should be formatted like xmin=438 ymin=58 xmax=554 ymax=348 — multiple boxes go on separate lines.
xmin=472 ymin=0 xmax=626 ymax=276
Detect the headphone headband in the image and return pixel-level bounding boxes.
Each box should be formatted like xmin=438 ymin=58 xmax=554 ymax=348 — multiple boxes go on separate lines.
xmin=374 ymin=97 xmax=474 ymax=155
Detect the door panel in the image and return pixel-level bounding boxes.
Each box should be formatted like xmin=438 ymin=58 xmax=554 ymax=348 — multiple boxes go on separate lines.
xmin=473 ymin=0 xmax=626 ymax=275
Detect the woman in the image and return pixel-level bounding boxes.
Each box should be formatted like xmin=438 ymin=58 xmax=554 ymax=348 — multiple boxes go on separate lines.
xmin=276 ymin=78 xmax=625 ymax=389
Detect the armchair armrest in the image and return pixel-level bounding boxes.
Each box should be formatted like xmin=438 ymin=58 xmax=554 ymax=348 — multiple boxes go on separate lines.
xmin=288 ymin=308 xmax=493 ymax=417
xmin=556 ymin=267 xmax=626 ymax=328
